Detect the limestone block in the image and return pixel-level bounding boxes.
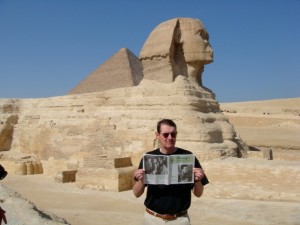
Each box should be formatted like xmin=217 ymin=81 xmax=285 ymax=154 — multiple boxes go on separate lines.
xmin=76 ymin=157 xmax=135 ymax=191
xmin=0 ymin=160 xmax=43 ymax=176
xmin=15 ymin=163 xmax=27 ymax=175
xmin=55 ymin=170 xmax=77 ymax=183
xmin=26 ymin=162 xmax=34 ymax=175
xmin=76 ymin=166 xmax=135 ymax=191
xmin=0 ymin=152 xmax=43 ymax=176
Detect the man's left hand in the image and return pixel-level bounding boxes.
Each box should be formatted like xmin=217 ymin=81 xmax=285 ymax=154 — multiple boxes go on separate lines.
xmin=193 ymin=168 xmax=205 ymax=182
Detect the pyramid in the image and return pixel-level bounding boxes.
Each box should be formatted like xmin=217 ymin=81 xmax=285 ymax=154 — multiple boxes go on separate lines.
xmin=68 ymin=48 xmax=143 ymax=94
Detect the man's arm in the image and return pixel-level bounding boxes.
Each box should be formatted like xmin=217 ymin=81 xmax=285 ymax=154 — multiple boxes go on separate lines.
xmin=192 ymin=167 xmax=205 ymax=197
xmin=193 ymin=180 xmax=204 ymax=197
xmin=132 ymin=169 xmax=145 ymax=198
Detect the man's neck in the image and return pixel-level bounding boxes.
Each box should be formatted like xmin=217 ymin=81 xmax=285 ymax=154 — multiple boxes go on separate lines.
xmin=160 ymin=147 xmax=177 ymax=155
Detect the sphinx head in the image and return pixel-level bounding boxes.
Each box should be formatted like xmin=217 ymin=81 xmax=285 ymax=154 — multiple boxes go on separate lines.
xmin=177 ymin=18 xmax=213 ymax=65
xmin=140 ymin=18 xmax=213 ymax=86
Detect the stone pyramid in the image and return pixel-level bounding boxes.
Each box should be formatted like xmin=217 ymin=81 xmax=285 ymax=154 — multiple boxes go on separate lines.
xmin=68 ymin=48 xmax=143 ymax=94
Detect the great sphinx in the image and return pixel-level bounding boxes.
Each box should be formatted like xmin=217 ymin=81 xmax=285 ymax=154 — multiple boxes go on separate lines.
xmin=0 ymin=18 xmax=247 ymax=191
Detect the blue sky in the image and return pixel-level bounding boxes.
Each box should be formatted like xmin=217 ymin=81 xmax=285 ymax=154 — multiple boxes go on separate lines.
xmin=0 ymin=0 xmax=299 ymax=102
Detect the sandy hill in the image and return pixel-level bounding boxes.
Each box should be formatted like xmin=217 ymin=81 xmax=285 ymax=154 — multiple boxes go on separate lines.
xmin=220 ymin=97 xmax=300 ymax=115
xmin=220 ymin=97 xmax=300 ymax=151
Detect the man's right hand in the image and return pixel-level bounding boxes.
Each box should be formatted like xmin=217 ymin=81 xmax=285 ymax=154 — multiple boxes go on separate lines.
xmin=133 ymin=169 xmax=146 ymax=198
xmin=134 ymin=169 xmax=145 ymax=182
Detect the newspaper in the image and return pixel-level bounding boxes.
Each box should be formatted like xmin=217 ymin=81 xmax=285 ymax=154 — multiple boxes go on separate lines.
xmin=143 ymin=154 xmax=195 ymax=185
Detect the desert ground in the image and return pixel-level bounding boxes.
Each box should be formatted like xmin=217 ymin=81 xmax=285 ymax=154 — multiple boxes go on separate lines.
xmin=1 ymin=98 xmax=300 ymax=225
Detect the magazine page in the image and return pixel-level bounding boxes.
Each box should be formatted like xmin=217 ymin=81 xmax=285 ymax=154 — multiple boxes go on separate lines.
xmin=143 ymin=154 xmax=195 ymax=185
xmin=143 ymin=154 xmax=169 ymax=185
xmin=169 ymin=154 xmax=195 ymax=184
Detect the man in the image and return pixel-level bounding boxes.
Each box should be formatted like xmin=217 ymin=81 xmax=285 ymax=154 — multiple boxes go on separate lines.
xmin=133 ymin=119 xmax=208 ymax=225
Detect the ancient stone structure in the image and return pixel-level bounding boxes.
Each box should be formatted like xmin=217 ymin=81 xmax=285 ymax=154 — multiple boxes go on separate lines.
xmin=68 ymin=48 xmax=143 ymax=94
xmin=0 ymin=18 xmax=247 ymax=191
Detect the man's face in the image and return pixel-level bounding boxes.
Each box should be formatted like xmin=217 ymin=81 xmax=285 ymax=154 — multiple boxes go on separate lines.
xmin=179 ymin=18 xmax=213 ymax=64
xmin=156 ymin=124 xmax=177 ymax=152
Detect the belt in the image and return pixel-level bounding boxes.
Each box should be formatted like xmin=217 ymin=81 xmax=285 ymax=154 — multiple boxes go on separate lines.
xmin=146 ymin=208 xmax=187 ymax=221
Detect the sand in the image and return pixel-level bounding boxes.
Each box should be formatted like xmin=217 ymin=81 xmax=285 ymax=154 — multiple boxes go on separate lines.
xmin=1 ymin=174 xmax=300 ymax=225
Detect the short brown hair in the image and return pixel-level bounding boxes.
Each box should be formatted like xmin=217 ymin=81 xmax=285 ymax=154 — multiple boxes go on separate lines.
xmin=157 ymin=119 xmax=177 ymax=133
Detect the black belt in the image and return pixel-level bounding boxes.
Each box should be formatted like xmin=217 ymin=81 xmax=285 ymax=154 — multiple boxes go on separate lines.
xmin=146 ymin=208 xmax=187 ymax=221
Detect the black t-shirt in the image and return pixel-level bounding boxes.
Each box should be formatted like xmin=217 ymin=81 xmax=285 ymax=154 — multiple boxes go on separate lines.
xmin=138 ymin=148 xmax=209 ymax=214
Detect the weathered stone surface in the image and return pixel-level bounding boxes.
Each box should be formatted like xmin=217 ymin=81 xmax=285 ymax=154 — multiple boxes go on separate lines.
xmin=0 ymin=114 xmax=18 ymax=151
xmin=76 ymin=166 xmax=136 ymax=191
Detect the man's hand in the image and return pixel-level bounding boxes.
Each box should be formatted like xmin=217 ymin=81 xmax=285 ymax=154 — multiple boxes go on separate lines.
xmin=0 ymin=207 xmax=7 ymax=225
xmin=193 ymin=168 xmax=205 ymax=182
xmin=134 ymin=169 xmax=145 ymax=182
xmin=133 ymin=169 xmax=146 ymax=198
xmin=192 ymin=168 xmax=205 ymax=197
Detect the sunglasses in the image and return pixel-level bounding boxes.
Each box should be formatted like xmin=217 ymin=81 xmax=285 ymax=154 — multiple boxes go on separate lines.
xmin=160 ymin=132 xmax=177 ymax=138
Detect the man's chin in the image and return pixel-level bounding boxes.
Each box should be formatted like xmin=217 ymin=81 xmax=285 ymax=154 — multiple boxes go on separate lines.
xmin=165 ymin=145 xmax=176 ymax=150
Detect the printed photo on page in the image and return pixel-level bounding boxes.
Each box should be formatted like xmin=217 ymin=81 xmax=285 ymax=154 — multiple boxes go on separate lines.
xmin=143 ymin=154 xmax=195 ymax=185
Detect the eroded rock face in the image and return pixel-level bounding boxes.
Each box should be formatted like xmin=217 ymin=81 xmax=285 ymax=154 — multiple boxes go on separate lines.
xmin=0 ymin=18 xmax=247 ymax=191
xmin=0 ymin=115 xmax=18 ymax=151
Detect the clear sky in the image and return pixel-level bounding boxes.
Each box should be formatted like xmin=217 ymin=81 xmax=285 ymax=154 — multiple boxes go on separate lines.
xmin=0 ymin=0 xmax=299 ymax=102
